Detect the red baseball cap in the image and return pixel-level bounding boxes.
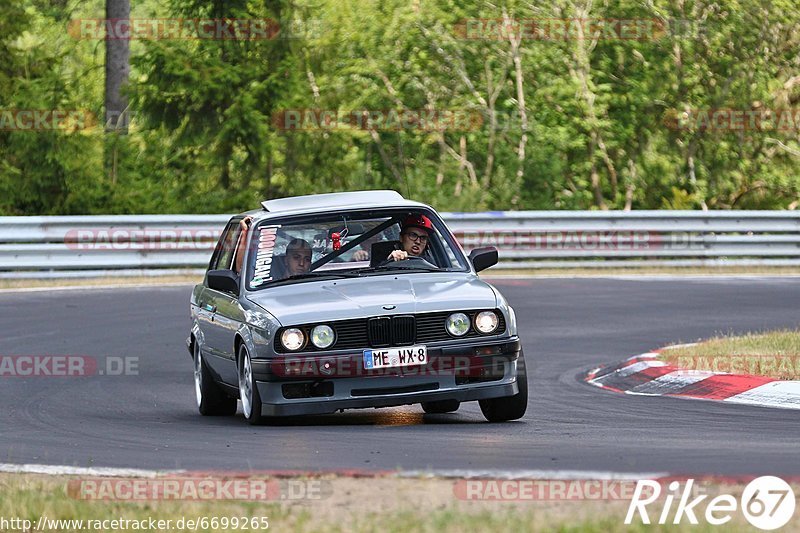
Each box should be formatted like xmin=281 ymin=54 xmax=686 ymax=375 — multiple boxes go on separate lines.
xmin=402 ymin=214 xmax=433 ymax=232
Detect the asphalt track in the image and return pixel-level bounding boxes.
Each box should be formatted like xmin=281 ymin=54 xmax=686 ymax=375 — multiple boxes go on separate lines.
xmin=1 ymin=277 xmax=799 ymax=476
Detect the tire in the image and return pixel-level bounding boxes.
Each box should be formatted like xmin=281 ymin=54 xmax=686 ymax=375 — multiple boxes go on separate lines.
xmin=238 ymin=344 xmax=265 ymax=425
xmin=479 ymin=350 xmax=528 ymax=422
xmin=194 ymin=339 xmax=237 ymax=416
xmin=421 ymin=399 xmax=460 ymax=414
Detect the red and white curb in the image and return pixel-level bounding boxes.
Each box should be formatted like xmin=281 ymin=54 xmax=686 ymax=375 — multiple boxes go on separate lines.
xmin=585 ymin=351 xmax=800 ymax=410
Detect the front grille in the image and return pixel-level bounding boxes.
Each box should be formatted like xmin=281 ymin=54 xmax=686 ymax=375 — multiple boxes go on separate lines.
xmin=392 ymin=316 xmax=416 ymax=345
xmin=274 ymin=310 xmax=506 ymax=353
xmin=367 ymin=317 xmax=391 ymax=347
xmin=332 ymin=318 xmax=369 ymax=348
xmin=367 ymin=316 xmax=415 ymax=347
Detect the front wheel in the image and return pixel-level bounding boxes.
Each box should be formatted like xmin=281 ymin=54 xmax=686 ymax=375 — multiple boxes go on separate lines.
xmin=479 ymin=351 xmax=528 ymax=422
xmin=194 ymin=339 xmax=237 ymax=416
xmin=238 ymin=344 xmax=265 ymax=425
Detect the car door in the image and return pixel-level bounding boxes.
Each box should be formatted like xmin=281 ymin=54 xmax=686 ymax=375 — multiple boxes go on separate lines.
xmin=200 ymin=219 xmax=243 ymax=386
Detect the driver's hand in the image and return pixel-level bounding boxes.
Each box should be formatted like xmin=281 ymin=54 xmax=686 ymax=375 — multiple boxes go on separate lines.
xmin=388 ymin=250 xmax=408 ymax=261
xmin=353 ymin=250 xmax=369 ymax=261
xmin=239 ymin=216 xmax=252 ymax=231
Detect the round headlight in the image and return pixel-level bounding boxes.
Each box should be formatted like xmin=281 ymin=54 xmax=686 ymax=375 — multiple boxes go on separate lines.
xmin=281 ymin=328 xmax=305 ymax=351
xmin=311 ymin=325 xmax=335 ymax=349
xmin=446 ymin=312 xmax=470 ymax=337
xmin=474 ymin=310 xmax=499 ymax=334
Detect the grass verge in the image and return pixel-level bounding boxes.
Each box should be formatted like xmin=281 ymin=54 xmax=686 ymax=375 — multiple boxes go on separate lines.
xmin=661 ymin=329 xmax=800 ymax=379
xmin=0 ymin=473 xmax=794 ymax=532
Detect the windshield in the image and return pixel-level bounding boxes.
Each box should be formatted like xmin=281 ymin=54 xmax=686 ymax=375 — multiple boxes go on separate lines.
xmin=245 ymin=210 xmax=469 ymax=290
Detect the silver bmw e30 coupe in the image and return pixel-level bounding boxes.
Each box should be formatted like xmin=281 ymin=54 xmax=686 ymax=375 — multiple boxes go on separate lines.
xmin=187 ymin=190 xmax=527 ymax=424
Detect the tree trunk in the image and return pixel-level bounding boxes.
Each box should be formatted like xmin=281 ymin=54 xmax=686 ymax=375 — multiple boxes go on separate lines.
xmin=105 ymin=0 xmax=130 ymax=132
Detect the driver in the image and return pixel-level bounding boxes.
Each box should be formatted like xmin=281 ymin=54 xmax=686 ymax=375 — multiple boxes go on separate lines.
xmin=387 ymin=214 xmax=432 ymax=262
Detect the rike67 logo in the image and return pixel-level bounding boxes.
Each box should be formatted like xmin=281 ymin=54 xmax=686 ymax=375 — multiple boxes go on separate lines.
xmin=626 ymin=476 xmax=796 ymax=530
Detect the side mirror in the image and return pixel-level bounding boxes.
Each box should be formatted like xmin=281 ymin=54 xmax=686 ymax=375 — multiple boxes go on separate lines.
xmin=207 ymin=269 xmax=240 ymax=294
xmin=468 ymin=247 xmax=498 ymax=272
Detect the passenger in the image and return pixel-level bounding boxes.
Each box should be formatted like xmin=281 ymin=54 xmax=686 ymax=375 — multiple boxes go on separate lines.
xmin=234 ymin=216 xmax=253 ymax=274
xmin=234 ymin=217 xmax=311 ymax=278
xmin=351 ymin=233 xmax=381 ymax=261
xmin=284 ymin=238 xmax=312 ymax=276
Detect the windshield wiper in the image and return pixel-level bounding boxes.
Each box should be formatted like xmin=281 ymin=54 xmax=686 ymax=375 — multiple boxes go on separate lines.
xmin=262 ymin=271 xmax=361 ymax=285
xmin=357 ymin=265 xmax=441 ymax=274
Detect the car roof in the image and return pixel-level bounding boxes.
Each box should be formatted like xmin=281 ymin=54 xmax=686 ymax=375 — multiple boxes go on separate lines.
xmin=245 ymin=190 xmax=431 ymax=219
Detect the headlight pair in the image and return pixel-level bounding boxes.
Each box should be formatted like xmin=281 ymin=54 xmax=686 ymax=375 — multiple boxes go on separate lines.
xmin=446 ymin=310 xmax=499 ymax=336
xmin=280 ymin=325 xmax=335 ymax=351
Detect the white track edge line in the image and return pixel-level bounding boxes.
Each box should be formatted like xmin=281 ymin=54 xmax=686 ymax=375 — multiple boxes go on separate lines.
xmin=0 ymin=283 xmax=193 ymax=294
xmin=0 ymin=463 xmax=184 ymax=477
xmin=0 ymin=463 xmax=670 ymax=481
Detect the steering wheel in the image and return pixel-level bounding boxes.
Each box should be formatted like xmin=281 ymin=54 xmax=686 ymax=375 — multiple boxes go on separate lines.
xmin=386 ymin=255 xmax=438 ymax=269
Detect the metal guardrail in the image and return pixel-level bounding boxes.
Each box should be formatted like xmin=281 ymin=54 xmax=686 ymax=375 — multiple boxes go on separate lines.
xmin=1 ymin=211 xmax=799 ymax=276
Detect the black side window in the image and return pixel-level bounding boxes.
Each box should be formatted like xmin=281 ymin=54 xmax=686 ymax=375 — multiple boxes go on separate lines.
xmin=209 ymin=220 xmax=241 ymax=270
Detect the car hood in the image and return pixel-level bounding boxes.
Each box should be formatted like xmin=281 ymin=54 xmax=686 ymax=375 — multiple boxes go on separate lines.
xmin=246 ymin=272 xmax=498 ymax=325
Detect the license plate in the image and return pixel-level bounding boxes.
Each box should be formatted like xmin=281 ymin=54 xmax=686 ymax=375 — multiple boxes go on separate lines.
xmin=363 ymin=346 xmax=427 ymax=369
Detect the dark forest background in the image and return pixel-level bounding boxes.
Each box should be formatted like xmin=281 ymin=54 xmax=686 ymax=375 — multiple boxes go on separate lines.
xmin=2 ymin=0 xmax=799 ymax=214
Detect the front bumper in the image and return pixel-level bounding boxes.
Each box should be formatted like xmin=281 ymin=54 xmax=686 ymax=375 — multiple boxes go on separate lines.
xmin=251 ymin=337 xmax=521 ymax=416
